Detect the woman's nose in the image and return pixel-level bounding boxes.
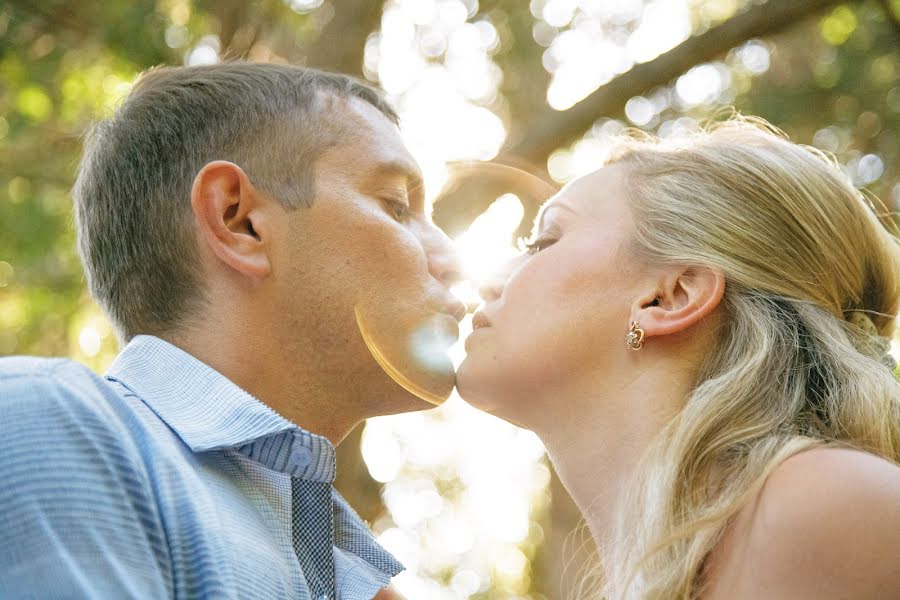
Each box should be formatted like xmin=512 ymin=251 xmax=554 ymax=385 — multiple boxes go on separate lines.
xmin=476 ymin=253 xmax=522 ymax=302
xmin=477 ymin=274 xmax=505 ymax=303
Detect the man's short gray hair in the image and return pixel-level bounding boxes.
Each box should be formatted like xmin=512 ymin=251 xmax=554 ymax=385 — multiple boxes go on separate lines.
xmin=72 ymin=62 xmax=398 ymax=341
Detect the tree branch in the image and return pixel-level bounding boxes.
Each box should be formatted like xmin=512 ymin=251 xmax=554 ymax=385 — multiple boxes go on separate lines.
xmin=299 ymin=0 xmax=388 ymax=76
xmin=501 ymin=0 xmax=847 ymax=165
xmin=433 ymin=0 xmax=850 ymax=238
xmin=213 ymin=0 xmax=258 ymax=59
xmin=875 ymin=0 xmax=900 ymax=41
xmin=6 ymin=0 xmax=94 ymax=38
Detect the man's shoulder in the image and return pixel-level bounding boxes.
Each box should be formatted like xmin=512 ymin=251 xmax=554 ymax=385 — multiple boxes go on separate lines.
xmin=0 ymin=354 xmax=83 ymax=378
xmin=1 ymin=354 xmax=102 ymax=385
xmin=0 ymin=354 xmax=158 ymax=499
xmin=0 ymin=358 xmax=174 ymax=597
xmin=0 ymin=355 xmax=125 ymax=432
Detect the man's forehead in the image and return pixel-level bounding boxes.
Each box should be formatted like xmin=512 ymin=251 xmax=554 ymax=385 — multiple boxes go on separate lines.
xmin=369 ymin=156 xmax=423 ymax=186
xmin=333 ymin=96 xmax=401 ymax=151
xmin=344 ymin=95 xmax=397 ymax=131
xmin=325 ymin=140 xmax=422 ymax=188
xmin=327 ymin=98 xmax=420 ymax=176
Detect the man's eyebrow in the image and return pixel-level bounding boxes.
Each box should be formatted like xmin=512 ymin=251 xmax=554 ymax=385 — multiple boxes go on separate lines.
xmin=372 ymin=159 xmax=424 ymax=197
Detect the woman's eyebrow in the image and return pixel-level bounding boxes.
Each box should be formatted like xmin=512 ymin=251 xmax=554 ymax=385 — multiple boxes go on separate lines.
xmin=536 ymin=202 xmax=576 ymax=232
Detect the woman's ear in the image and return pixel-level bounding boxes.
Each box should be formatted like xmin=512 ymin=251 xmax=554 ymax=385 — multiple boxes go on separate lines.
xmin=632 ymin=266 xmax=725 ymax=338
xmin=190 ymin=160 xmax=272 ymax=281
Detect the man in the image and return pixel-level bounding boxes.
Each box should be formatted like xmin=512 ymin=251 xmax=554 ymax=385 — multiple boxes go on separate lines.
xmin=0 ymin=63 xmax=464 ymax=599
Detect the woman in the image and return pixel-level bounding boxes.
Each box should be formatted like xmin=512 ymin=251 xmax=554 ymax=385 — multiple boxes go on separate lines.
xmin=456 ymin=117 xmax=900 ymax=599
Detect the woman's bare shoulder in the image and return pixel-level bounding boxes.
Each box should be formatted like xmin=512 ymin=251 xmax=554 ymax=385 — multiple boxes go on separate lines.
xmin=703 ymin=447 xmax=900 ymax=600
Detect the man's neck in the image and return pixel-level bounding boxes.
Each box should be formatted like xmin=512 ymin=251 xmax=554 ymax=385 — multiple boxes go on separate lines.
xmin=159 ymin=327 xmax=361 ymax=445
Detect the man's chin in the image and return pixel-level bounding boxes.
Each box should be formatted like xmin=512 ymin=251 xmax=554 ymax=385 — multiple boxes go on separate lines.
xmin=370 ymin=356 xmax=455 ymax=415
xmin=393 ymin=352 xmax=456 ymax=407
xmin=355 ymin=307 xmax=459 ymax=407
xmin=416 ymin=357 xmax=456 ymax=405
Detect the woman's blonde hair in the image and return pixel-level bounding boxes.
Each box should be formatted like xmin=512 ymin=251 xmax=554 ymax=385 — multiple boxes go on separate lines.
xmin=597 ymin=115 xmax=900 ymax=599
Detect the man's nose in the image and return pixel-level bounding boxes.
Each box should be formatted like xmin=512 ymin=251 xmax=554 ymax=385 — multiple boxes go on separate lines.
xmin=424 ymin=225 xmax=463 ymax=288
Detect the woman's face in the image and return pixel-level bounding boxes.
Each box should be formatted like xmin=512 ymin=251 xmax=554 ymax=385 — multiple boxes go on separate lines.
xmin=456 ymin=163 xmax=644 ymax=425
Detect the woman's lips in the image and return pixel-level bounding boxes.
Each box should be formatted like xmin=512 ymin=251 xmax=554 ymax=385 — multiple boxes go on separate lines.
xmin=471 ymin=311 xmax=491 ymax=330
xmin=464 ymin=314 xmax=490 ymax=352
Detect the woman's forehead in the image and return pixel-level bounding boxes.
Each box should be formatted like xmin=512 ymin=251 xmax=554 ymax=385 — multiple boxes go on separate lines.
xmin=537 ymin=164 xmax=629 ymax=227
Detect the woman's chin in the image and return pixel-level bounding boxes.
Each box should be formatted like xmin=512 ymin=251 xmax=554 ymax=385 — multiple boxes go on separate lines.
xmin=455 ymin=357 xmax=519 ymax=421
xmin=454 ymin=352 xmax=481 ymax=387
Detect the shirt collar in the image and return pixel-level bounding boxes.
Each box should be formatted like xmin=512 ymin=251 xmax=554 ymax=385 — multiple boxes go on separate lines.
xmin=104 ymin=335 xmax=335 ymax=481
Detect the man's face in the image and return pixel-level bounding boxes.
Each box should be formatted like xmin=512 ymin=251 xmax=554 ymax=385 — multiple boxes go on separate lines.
xmin=272 ymin=97 xmax=464 ymax=412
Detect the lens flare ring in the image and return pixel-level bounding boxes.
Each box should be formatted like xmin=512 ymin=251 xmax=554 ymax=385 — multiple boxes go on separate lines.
xmin=355 ymin=305 xmax=449 ymax=405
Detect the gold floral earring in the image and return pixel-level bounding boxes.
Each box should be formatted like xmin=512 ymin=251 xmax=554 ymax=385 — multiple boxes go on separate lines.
xmin=626 ymin=321 xmax=645 ymax=350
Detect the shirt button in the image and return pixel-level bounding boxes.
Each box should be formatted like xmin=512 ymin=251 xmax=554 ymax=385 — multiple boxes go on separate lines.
xmin=291 ymin=445 xmax=312 ymax=467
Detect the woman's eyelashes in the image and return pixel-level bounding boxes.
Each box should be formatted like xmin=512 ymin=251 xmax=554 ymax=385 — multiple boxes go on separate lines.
xmin=517 ymin=222 xmax=561 ymax=254
xmin=518 ymin=235 xmax=557 ymax=254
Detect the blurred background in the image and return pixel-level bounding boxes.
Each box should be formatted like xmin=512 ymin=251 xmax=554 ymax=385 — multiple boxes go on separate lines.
xmin=1 ymin=0 xmax=898 ymax=598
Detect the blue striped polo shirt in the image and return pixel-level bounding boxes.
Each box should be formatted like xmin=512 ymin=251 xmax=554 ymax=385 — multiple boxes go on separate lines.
xmin=0 ymin=335 xmax=403 ymax=599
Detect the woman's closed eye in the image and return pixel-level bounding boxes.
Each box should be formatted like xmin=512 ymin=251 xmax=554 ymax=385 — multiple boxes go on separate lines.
xmin=518 ymin=236 xmax=557 ymax=254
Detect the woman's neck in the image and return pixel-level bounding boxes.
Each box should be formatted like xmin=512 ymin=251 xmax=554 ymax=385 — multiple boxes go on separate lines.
xmin=536 ymin=365 xmax=693 ymax=557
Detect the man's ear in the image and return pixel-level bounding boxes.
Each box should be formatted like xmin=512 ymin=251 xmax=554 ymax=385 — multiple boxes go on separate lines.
xmin=191 ymin=160 xmax=272 ymax=281
xmin=632 ymin=265 xmax=725 ymax=338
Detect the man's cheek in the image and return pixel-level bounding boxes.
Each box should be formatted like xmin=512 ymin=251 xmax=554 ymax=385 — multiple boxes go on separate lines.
xmin=383 ymin=235 xmax=432 ymax=280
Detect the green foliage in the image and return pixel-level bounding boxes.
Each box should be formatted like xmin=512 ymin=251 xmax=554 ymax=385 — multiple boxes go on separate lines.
xmin=735 ymin=1 xmax=898 ymax=205
xmin=0 ymin=2 xmax=179 ymax=364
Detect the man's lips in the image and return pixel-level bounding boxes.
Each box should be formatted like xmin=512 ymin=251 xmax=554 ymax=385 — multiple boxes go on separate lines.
xmin=471 ymin=311 xmax=491 ymax=330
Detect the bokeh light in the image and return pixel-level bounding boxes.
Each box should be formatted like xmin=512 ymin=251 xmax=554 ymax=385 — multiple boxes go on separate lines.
xmin=366 ymin=0 xmax=507 ymax=204
xmin=452 ymin=193 xmax=524 ymax=306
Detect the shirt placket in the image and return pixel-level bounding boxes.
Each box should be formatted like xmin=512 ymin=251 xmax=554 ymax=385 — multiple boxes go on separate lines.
xmin=291 ymin=476 xmax=336 ymax=600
